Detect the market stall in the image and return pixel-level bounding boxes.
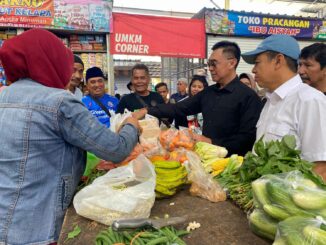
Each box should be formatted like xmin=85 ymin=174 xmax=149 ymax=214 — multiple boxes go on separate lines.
xmin=57 ymin=115 xmax=326 ymax=245
xmin=58 ymin=188 xmax=270 ymax=245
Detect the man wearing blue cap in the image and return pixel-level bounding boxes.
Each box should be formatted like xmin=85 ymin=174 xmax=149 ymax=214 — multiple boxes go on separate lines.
xmin=242 ymin=34 xmax=326 ymax=180
xmin=82 ymin=67 xmax=119 ymax=128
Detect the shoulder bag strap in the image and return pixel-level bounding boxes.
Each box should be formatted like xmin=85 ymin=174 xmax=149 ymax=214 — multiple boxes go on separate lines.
xmin=90 ymin=96 xmax=111 ymax=117
xmin=134 ymin=93 xmax=148 ymax=108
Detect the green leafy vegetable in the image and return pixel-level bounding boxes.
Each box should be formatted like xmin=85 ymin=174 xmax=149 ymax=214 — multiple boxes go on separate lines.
xmin=215 ymin=135 xmax=326 ymax=211
xmin=65 ymin=225 xmax=81 ymax=242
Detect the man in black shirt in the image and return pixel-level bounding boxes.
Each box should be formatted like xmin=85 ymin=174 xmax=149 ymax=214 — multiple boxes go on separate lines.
xmin=117 ymin=64 xmax=165 ymax=113
xmin=134 ymin=41 xmax=263 ymax=156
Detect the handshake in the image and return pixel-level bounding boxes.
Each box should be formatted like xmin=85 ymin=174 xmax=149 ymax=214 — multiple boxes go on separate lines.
xmin=119 ymin=108 xmax=148 ymax=134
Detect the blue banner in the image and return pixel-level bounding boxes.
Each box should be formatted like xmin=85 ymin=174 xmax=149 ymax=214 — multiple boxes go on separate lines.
xmin=205 ymin=9 xmax=325 ymax=40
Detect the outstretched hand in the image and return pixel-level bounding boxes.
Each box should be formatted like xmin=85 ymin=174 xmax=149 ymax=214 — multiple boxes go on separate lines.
xmin=192 ymin=133 xmax=212 ymax=144
xmin=119 ymin=116 xmax=142 ymax=135
xmin=132 ymin=108 xmax=148 ymax=120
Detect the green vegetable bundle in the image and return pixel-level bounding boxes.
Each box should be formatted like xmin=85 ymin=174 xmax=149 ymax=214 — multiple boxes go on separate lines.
xmin=249 ymin=171 xmax=326 ymax=241
xmin=273 ymin=216 xmax=326 ymax=245
xmin=95 ymin=226 xmax=189 ymax=245
xmin=215 ymin=135 xmax=325 ymax=211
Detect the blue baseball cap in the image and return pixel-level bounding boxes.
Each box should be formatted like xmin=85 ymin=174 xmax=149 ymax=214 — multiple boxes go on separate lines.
xmin=242 ymin=35 xmax=300 ymax=64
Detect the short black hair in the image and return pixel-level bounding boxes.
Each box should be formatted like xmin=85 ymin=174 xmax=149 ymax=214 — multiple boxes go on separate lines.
xmin=74 ymin=55 xmax=84 ymax=67
xmin=155 ymin=82 xmax=168 ymax=91
xmin=126 ymin=81 xmax=133 ymax=90
xmin=300 ymin=43 xmax=326 ymax=69
xmin=131 ymin=63 xmax=149 ymax=76
xmin=265 ymin=51 xmax=298 ymax=73
xmin=211 ymin=41 xmax=241 ymax=68
xmin=189 ymin=75 xmax=208 ymax=96
xmin=239 ymin=73 xmax=250 ymax=80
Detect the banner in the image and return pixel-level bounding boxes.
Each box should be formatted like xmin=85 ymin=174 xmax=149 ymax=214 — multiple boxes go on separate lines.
xmin=110 ymin=13 xmax=206 ymax=58
xmin=205 ymin=9 xmax=325 ymax=40
xmin=0 ymin=0 xmax=113 ymax=32
xmin=53 ymin=0 xmax=112 ymax=31
xmin=0 ymin=0 xmax=54 ymax=27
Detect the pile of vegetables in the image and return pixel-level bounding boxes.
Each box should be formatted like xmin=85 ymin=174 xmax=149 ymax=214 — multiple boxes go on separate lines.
xmin=249 ymin=170 xmax=326 ymax=242
xmin=151 ymin=159 xmax=188 ymax=198
xmin=193 ymin=142 xmax=228 ymax=173
xmin=274 ymin=216 xmax=326 ymax=245
xmin=215 ymin=135 xmax=325 ymax=211
xmin=95 ymin=226 xmax=189 ymax=245
xmin=159 ymin=129 xmax=194 ymax=151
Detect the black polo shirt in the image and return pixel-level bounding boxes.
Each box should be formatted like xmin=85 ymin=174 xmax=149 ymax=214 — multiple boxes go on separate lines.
xmin=117 ymin=91 xmax=164 ymax=113
xmin=148 ymin=77 xmax=263 ymax=156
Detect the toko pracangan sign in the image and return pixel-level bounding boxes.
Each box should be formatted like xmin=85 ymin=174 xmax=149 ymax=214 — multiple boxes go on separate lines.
xmin=110 ymin=13 xmax=206 ymax=58
xmin=205 ymin=9 xmax=325 ymax=40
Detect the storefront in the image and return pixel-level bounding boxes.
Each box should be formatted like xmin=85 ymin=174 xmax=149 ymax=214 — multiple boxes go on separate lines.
xmin=0 ymin=0 xmax=113 ymax=87
xmin=194 ymin=8 xmax=325 ymax=75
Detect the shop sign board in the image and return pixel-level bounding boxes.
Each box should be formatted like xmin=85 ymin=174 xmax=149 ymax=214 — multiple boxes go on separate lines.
xmin=110 ymin=13 xmax=206 ymax=58
xmin=0 ymin=0 xmax=54 ymax=27
xmin=0 ymin=0 xmax=112 ymax=32
xmin=205 ymin=9 xmax=325 ymax=40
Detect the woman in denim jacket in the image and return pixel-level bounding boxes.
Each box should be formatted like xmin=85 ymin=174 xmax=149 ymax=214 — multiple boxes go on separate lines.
xmin=0 ymin=29 xmax=140 ymax=245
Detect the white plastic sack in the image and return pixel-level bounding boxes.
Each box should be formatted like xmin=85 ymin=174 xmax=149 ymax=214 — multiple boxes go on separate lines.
xmin=73 ymin=154 xmax=156 ymax=225
xmin=110 ymin=109 xmax=132 ymax=133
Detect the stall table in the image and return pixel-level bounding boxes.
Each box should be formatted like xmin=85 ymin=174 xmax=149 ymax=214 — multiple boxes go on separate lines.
xmin=59 ymin=187 xmax=270 ymax=245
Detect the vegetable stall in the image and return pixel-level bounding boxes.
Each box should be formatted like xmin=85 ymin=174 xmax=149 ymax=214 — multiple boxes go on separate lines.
xmin=59 ymin=189 xmax=270 ymax=245
xmin=58 ymin=116 xmax=326 ymax=244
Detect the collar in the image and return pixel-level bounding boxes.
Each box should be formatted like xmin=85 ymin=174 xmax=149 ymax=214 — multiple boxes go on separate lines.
xmin=213 ymin=76 xmax=239 ymax=92
xmin=177 ymin=92 xmax=187 ymax=97
xmin=265 ymin=74 xmax=302 ymax=102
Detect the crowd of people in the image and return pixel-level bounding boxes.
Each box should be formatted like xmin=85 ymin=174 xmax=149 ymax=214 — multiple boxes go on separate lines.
xmin=0 ymin=27 xmax=325 ymax=244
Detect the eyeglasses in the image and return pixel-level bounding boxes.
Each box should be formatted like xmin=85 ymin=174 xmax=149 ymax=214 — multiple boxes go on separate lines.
xmin=207 ymin=57 xmax=235 ymax=67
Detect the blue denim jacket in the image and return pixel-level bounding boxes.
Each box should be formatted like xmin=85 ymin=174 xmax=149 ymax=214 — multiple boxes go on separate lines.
xmin=0 ymin=80 xmax=138 ymax=245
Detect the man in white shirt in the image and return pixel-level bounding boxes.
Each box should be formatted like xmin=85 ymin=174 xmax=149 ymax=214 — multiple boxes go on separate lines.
xmin=242 ymin=34 xmax=326 ymax=181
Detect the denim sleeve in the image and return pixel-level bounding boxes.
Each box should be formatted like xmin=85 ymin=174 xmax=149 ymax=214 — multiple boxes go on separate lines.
xmin=57 ymin=95 xmax=138 ymax=163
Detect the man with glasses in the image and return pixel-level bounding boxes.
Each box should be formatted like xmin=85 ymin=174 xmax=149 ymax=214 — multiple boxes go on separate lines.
xmin=134 ymin=41 xmax=263 ymax=156
xmin=82 ymin=66 xmax=119 ymax=128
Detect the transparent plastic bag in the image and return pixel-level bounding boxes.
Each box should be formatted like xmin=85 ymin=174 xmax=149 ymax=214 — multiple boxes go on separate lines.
xmin=251 ymin=171 xmax=326 ymax=221
xmin=185 ymin=150 xmax=226 ymax=202
xmin=110 ymin=109 xmax=132 ymax=133
xmin=159 ymin=128 xmax=195 ymax=151
xmin=73 ymin=154 xmax=156 ymax=225
xmin=273 ymin=216 xmax=326 ymax=245
xmin=138 ymin=115 xmax=165 ymax=157
xmin=139 ymin=115 xmax=161 ymax=140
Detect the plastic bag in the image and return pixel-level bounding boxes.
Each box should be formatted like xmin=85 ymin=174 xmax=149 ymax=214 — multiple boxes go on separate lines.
xmin=73 ymin=154 xmax=156 ymax=225
xmin=273 ymin=216 xmax=326 ymax=245
xmin=159 ymin=128 xmax=195 ymax=151
xmin=110 ymin=109 xmax=132 ymax=133
xmin=83 ymin=152 xmax=101 ymax=177
xmin=251 ymin=171 xmax=326 ymax=222
xmin=138 ymin=115 xmax=166 ymax=157
xmin=185 ymin=150 xmax=226 ymax=202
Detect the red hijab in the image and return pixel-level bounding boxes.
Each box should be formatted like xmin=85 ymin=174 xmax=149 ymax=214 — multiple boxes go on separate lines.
xmin=0 ymin=29 xmax=73 ymax=89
